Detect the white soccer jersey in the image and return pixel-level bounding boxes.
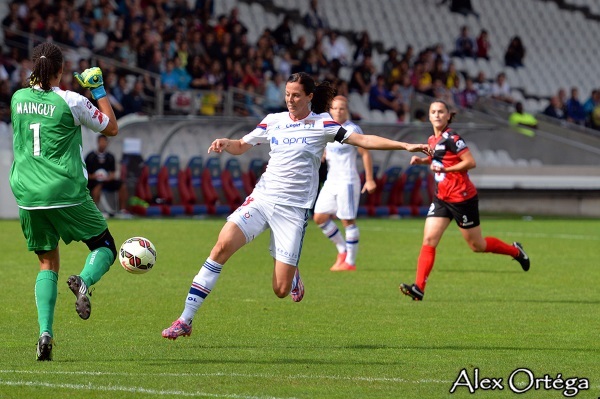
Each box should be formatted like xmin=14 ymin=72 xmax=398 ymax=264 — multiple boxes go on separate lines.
xmin=323 ymin=120 xmax=363 ymax=184
xmin=53 ymin=87 xmax=110 ymax=132
xmin=242 ymin=111 xmax=351 ymax=208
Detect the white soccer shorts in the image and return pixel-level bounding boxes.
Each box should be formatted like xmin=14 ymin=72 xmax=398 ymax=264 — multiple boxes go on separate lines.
xmin=313 ymin=180 xmax=361 ymax=220
xmin=227 ymin=197 xmax=309 ymax=266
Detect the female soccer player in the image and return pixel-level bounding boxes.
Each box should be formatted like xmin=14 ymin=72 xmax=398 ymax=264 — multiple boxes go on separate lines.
xmin=10 ymin=42 xmax=119 ymax=360
xmin=162 ymin=72 xmax=430 ymax=339
xmin=313 ymin=95 xmax=376 ymax=271
xmin=399 ymin=99 xmax=530 ymax=301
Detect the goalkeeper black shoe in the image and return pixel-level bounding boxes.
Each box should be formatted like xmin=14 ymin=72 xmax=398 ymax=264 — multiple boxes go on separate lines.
xmin=36 ymin=332 xmax=53 ymax=361
xmin=67 ymin=275 xmax=91 ymax=320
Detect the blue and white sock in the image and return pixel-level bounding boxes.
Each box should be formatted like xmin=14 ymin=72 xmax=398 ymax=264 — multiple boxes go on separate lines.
xmin=180 ymin=258 xmax=223 ymax=325
xmin=345 ymin=224 xmax=359 ymax=265
xmin=319 ymin=220 xmax=346 ymax=253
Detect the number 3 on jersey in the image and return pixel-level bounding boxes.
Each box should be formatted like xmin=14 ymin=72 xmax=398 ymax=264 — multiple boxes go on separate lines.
xmin=30 ymin=122 xmax=41 ymax=156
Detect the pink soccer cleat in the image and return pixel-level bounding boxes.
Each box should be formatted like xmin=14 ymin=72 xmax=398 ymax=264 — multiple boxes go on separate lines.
xmin=162 ymin=319 xmax=192 ymax=340
xmin=330 ymin=252 xmax=347 ymax=271
xmin=330 ymin=261 xmax=356 ymax=272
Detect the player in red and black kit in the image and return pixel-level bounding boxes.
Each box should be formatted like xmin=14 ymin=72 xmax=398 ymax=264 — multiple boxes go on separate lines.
xmin=399 ymin=100 xmax=529 ymax=301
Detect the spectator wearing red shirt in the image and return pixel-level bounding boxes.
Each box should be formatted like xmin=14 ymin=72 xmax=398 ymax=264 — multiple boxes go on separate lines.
xmin=399 ymin=100 xmax=530 ymax=301
xmin=476 ymin=29 xmax=490 ymax=60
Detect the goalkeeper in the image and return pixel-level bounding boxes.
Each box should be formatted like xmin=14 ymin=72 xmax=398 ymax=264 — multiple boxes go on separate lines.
xmin=9 ymin=42 xmax=120 ymax=361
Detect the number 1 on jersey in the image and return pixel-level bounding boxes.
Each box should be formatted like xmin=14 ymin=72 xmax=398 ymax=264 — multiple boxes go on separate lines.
xmin=30 ymin=122 xmax=41 ymax=156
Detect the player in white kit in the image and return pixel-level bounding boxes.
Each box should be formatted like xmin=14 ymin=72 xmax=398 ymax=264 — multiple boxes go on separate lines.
xmin=313 ymin=96 xmax=376 ymax=271
xmin=162 ymin=72 xmax=430 ymax=340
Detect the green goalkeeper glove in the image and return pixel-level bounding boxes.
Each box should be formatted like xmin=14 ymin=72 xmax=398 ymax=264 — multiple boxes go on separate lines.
xmin=73 ymin=67 xmax=106 ymax=100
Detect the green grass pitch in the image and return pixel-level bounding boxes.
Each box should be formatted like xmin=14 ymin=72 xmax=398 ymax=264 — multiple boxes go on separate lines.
xmin=0 ymin=217 xmax=598 ymax=399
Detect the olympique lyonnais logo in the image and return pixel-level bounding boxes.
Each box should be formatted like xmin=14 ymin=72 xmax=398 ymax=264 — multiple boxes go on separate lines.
xmin=449 ymin=368 xmax=589 ymax=397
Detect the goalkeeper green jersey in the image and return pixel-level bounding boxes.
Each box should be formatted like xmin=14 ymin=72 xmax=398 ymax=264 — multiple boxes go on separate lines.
xmin=10 ymin=86 xmax=109 ymax=208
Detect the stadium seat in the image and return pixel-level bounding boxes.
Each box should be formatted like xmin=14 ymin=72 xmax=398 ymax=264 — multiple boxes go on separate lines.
xmin=132 ymin=154 xmax=164 ymax=216
xmin=182 ymin=156 xmax=215 ymax=215
xmin=357 ymin=164 xmax=380 ymax=216
xmin=157 ymin=155 xmax=186 ymax=216
xmin=221 ymin=158 xmax=247 ymax=210
xmin=402 ymin=165 xmax=434 ymax=216
xmin=373 ymin=166 xmax=404 ymax=216
xmin=247 ymin=158 xmax=267 ymax=189
xmin=204 ymin=157 xmax=234 ymax=215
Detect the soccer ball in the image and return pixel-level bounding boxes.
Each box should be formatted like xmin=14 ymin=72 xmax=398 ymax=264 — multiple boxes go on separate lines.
xmin=118 ymin=237 xmax=157 ymax=274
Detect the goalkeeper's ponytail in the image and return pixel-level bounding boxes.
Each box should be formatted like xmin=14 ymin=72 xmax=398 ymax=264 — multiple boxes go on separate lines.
xmin=29 ymin=42 xmax=63 ymax=91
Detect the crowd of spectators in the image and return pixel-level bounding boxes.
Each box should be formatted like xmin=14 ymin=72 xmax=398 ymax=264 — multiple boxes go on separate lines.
xmin=0 ymin=0 xmax=599 ymax=131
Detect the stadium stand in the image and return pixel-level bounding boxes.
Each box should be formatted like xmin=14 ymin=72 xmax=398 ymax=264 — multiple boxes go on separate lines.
xmin=2 ymin=0 xmax=600 ymax=218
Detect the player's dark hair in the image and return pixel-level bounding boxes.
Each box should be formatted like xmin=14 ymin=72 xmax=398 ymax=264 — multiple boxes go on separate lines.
xmin=430 ymin=99 xmax=457 ymax=125
xmin=29 ymin=42 xmax=63 ymax=91
xmin=287 ymin=72 xmax=337 ymax=114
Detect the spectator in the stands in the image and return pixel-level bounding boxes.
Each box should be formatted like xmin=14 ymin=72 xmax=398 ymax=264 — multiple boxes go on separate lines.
xmin=272 ymin=15 xmax=294 ymax=53
xmin=583 ymin=89 xmax=600 ymax=126
xmin=445 ymin=62 xmax=460 ymax=89
xmin=369 ymin=74 xmax=399 ymax=113
xmin=429 ymin=58 xmax=447 ymax=84
xmin=542 ymin=96 xmax=566 ymax=120
xmin=0 ymin=79 xmax=11 ymax=124
xmin=430 ymin=78 xmax=456 ymax=107
xmin=476 ymin=29 xmax=490 ymax=60
xmin=304 ymin=0 xmax=328 ymax=29
xmin=383 ymin=47 xmax=399 ymax=82
xmin=413 ymin=108 xmax=427 ymax=123
xmin=451 ymin=26 xmax=477 ymax=58
xmin=509 ymin=102 xmax=538 ymax=137
xmin=440 ymin=0 xmax=480 ymax=18
xmin=490 ymin=72 xmax=514 ymax=104
xmin=396 ymin=75 xmax=414 ymax=109
xmin=262 ymin=72 xmax=286 ymax=113
xmin=161 ymin=57 xmax=191 ymax=91
xmin=353 ymin=31 xmax=372 ymax=66
xmin=349 ymin=53 xmax=375 ymax=95
xmin=122 ymin=79 xmax=146 ymax=116
xmin=459 ymin=77 xmax=479 ymax=109
xmin=411 ymin=61 xmax=432 ymax=94
xmin=324 ymin=30 xmax=350 ymax=66
xmin=188 ymin=54 xmax=210 ymax=90
xmin=504 ymin=36 xmax=525 ymax=68
xmin=564 ymin=87 xmax=586 ymax=125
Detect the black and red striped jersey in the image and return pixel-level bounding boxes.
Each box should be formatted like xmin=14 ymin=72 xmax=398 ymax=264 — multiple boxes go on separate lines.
xmin=427 ymin=128 xmax=478 ymax=203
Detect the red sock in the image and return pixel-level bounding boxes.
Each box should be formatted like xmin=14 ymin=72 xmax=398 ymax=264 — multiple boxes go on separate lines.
xmin=415 ymin=245 xmax=436 ymax=291
xmin=484 ymin=237 xmax=519 ymax=257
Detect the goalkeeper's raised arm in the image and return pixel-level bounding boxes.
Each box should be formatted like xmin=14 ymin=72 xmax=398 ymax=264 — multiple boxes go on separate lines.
xmin=74 ymin=67 xmax=118 ymax=136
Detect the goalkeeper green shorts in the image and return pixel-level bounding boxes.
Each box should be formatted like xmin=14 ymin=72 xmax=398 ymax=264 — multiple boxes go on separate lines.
xmin=19 ymin=198 xmax=108 ymax=252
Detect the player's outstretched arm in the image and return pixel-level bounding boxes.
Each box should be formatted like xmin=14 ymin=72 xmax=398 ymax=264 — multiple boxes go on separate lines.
xmin=345 ymin=133 xmax=430 ymax=155
xmin=208 ymin=138 xmax=253 ymax=155
xmin=74 ymin=67 xmax=118 ymax=136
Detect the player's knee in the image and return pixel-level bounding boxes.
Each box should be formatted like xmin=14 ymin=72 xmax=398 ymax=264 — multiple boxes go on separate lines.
xmin=313 ymin=213 xmax=328 ymax=225
xmin=273 ymin=285 xmax=289 ymax=298
xmin=84 ymin=229 xmax=118 ymax=262
xmin=209 ymin=240 xmax=234 ymax=262
xmin=469 ymin=241 xmax=486 ymax=253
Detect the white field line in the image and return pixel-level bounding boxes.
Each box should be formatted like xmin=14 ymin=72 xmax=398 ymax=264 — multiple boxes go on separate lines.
xmin=0 ymin=369 xmax=450 ymax=384
xmin=0 ymin=380 xmax=295 ymax=399
xmin=361 ymin=226 xmax=600 ymax=241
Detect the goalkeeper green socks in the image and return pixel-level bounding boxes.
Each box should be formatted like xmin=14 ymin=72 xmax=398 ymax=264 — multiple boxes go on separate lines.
xmin=80 ymin=247 xmax=115 ymax=287
xmin=35 ymin=270 xmax=58 ymax=337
